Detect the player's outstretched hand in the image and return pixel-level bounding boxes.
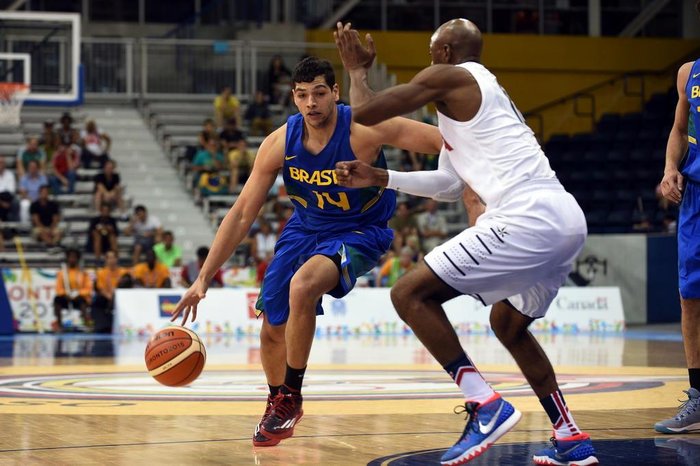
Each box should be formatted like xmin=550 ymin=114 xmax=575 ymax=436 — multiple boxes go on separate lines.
xmin=170 ymin=278 xmax=209 ymax=326
xmin=336 ymin=160 xmax=385 ymax=188
xmin=660 ymin=168 xmax=684 ymax=205
xmin=334 ymin=21 xmax=375 ymax=72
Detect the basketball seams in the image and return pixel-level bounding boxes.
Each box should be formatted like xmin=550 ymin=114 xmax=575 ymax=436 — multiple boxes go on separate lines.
xmin=178 ymin=353 xmax=205 ymax=386
xmin=145 ymin=328 xmax=205 ymax=386
xmin=148 ymin=343 xmax=199 ymax=378
xmin=145 ymin=337 xmax=193 ymax=368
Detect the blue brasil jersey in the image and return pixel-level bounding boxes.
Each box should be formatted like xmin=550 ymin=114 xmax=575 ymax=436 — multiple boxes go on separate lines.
xmin=283 ymin=104 xmax=396 ymax=232
xmin=684 ymin=60 xmax=700 ymax=182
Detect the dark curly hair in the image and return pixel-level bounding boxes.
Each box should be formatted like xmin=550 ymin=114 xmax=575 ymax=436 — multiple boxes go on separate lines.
xmin=292 ymin=56 xmax=335 ymax=88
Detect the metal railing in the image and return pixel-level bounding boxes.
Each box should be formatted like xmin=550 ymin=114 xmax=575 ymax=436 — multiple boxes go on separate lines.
xmin=80 ymin=38 xmax=394 ymax=101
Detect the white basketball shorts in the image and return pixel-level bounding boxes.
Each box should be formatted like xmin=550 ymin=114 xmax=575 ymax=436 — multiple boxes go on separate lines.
xmin=424 ymin=181 xmax=587 ymax=319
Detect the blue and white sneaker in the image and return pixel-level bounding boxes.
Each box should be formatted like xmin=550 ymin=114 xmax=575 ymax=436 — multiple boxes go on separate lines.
xmin=654 ymin=388 xmax=700 ymax=434
xmin=533 ymin=433 xmax=598 ymax=465
xmin=440 ymin=394 xmax=521 ymax=465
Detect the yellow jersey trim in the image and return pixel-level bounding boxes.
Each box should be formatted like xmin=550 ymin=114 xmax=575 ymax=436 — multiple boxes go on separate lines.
xmin=690 ymin=135 xmax=697 ymax=145
xmin=288 ymin=195 xmax=308 ymax=208
xmin=361 ymin=188 xmax=385 ymax=213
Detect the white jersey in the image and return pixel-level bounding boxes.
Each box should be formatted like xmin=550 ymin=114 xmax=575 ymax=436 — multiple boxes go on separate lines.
xmin=437 ymin=61 xmax=556 ymax=208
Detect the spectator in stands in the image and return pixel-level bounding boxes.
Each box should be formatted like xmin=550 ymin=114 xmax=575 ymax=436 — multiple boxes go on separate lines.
xmin=53 ymin=248 xmax=92 ymax=332
xmin=125 ymin=204 xmax=162 ymax=265
xmin=30 ymin=185 xmax=62 ymax=248
xmin=57 ymin=112 xmax=79 ymax=146
xmin=93 ymin=159 xmax=123 ymax=212
xmin=39 ymin=120 xmax=60 ymax=161
xmin=220 ymin=118 xmax=254 ymax=191
xmin=192 ymin=138 xmax=226 ymax=193
xmin=19 ymin=160 xmax=48 ymax=203
xmin=93 ymin=250 xmax=130 ymax=333
xmin=0 ymin=156 xmax=18 ymax=221
xmin=87 ymin=203 xmax=119 ymax=262
xmin=244 ymin=90 xmax=273 ymax=136
xmin=132 ymin=247 xmax=171 ymax=288
xmin=377 ymin=246 xmax=418 ymax=287
xmin=389 ymin=202 xmax=420 ymax=254
xmin=49 ymin=142 xmax=80 ymax=194
xmin=80 ymin=119 xmax=111 ymax=169
xmin=250 ymin=218 xmax=276 ymax=282
xmin=267 ymin=55 xmax=292 ymax=106
xmin=153 ymin=230 xmax=182 ymax=267
xmin=213 ymin=86 xmax=241 ymax=129
xmin=417 ymin=199 xmax=447 ymax=252
xmin=16 ymin=136 xmax=46 ymax=178
xmin=180 ymin=246 xmax=224 ymax=288
xmin=197 ymin=118 xmax=219 ymax=149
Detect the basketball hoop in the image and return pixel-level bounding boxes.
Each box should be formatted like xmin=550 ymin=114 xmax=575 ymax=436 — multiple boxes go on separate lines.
xmin=0 ymin=82 xmax=29 ymax=127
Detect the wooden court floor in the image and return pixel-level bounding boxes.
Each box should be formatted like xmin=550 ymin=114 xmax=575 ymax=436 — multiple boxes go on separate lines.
xmin=0 ymin=327 xmax=697 ymax=465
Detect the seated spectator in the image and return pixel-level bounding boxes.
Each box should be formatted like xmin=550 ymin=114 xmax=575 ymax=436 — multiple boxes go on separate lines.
xmin=267 ymin=55 xmax=291 ymax=106
xmin=197 ymin=118 xmax=219 ymax=149
xmin=250 ymin=218 xmax=277 ymax=283
xmin=220 ymin=118 xmax=254 ymax=191
xmin=0 ymin=156 xmax=19 ymax=221
xmin=153 ymin=230 xmax=182 ymax=267
xmin=389 ymin=202 xmax=420 ymax=254
xmin=39 ymin=119 xmax=60 ymax=161
xmin=192 ymin=138 xmax=226 ymax=194
xmin=377 ymin=246 xmax=417 ymax=287
xmin=93 ymin=159 xmax=123 ymax=212
xmin=132 ymin=248 xmax=171 ymax=288
xmin=53 ymin=248 xmax=92 ymax=332
xmin=125 ymin=205 xmax=162 ymax=264
xmin=180 ymin=246 xmax=224 ymax=288
xmin=18 ymin=160 xmax=48 ymax=223
xmin=57 ymin=112 xmax=79 ymax=146
xmin=417 ymin=199 xmax=447 ymax=252
xmin=16 ymin=136 xmax=46 ymax=177
xmin=87 ymin=204 xmax=119 ymax=262
xmin=244 ymin=90 xmax=273 ymax=136
xmin=214 ymin=86 xmax=241 ymax=129
xmin=30 ymin=185 xmax=62 ymax=248
xmin=93 ymin=250 xmax=131 ymax=333
xmin=49 ymin=143 xmax=80 ymax=194
xmin=80 ymin=119 xmax=111 ymax=169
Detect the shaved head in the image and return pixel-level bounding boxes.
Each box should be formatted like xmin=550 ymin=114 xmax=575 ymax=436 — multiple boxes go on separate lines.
xmin=430 ymin=18 xmax=482 ymax=65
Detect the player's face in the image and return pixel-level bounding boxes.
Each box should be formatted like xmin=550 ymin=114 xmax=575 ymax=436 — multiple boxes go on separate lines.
xmin=292 ymin=76 xmax=339 ymax=129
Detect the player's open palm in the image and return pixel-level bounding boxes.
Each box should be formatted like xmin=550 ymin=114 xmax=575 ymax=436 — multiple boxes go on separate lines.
xmin=334 ymin=21 xmax=375 ymax=71
xmin=171 ymin=278 xmax=209 ymax=326
xmin=660 ymin=168 xmax=684 ymax=205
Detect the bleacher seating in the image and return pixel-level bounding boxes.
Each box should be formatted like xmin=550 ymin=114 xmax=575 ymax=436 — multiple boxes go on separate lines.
xmin=0 ymin=107 xmax=134 ymax=268
xmin=545 ymin=87 xmax=676 ymax=234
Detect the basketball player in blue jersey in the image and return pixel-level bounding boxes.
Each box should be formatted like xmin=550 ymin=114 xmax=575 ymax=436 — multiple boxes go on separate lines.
xmin=655 ymin=1 xmax=700 ymax=436
xmin=335 ymin=21 xmax=597 ymax=465
xmin=170 ymin=57 xmax=443 ymax=446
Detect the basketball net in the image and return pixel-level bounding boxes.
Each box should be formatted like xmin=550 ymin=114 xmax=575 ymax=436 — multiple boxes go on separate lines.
xmin=0 ymin=82 xmax=29 ymax=127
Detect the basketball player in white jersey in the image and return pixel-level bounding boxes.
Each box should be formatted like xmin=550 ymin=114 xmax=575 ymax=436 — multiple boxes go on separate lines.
xmin=335 ymin=20 xmax=598 ymax=465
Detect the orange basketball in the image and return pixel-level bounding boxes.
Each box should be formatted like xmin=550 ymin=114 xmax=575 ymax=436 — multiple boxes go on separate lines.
xmin=145 ymin=327 xmax=206 ymax=387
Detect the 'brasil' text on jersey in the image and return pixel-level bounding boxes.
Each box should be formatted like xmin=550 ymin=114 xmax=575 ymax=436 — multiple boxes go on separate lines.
xmin=283 ymin=104 xmax=396 ymax=232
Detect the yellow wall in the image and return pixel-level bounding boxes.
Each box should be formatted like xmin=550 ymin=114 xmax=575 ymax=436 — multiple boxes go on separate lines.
xmin=306 ymin=30 xmax=699 ymax=140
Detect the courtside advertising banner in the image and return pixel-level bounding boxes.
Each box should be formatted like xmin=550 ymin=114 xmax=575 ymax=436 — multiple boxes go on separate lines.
xmin=114 ymin=287 xmax=624 ymax=337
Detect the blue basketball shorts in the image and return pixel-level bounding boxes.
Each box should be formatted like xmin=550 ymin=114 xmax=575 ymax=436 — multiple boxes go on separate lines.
xmin=255 ymin=220 xmax=393 ymax=326
xmin=679 ymin=179 xmax=700 ymax=299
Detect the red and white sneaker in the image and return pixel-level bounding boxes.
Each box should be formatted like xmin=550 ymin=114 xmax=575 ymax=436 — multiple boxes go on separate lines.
xmin=260 ymin=389 xmax=304 ymax=440
xmin=253 ymin=394 xmax=280 ymax=447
